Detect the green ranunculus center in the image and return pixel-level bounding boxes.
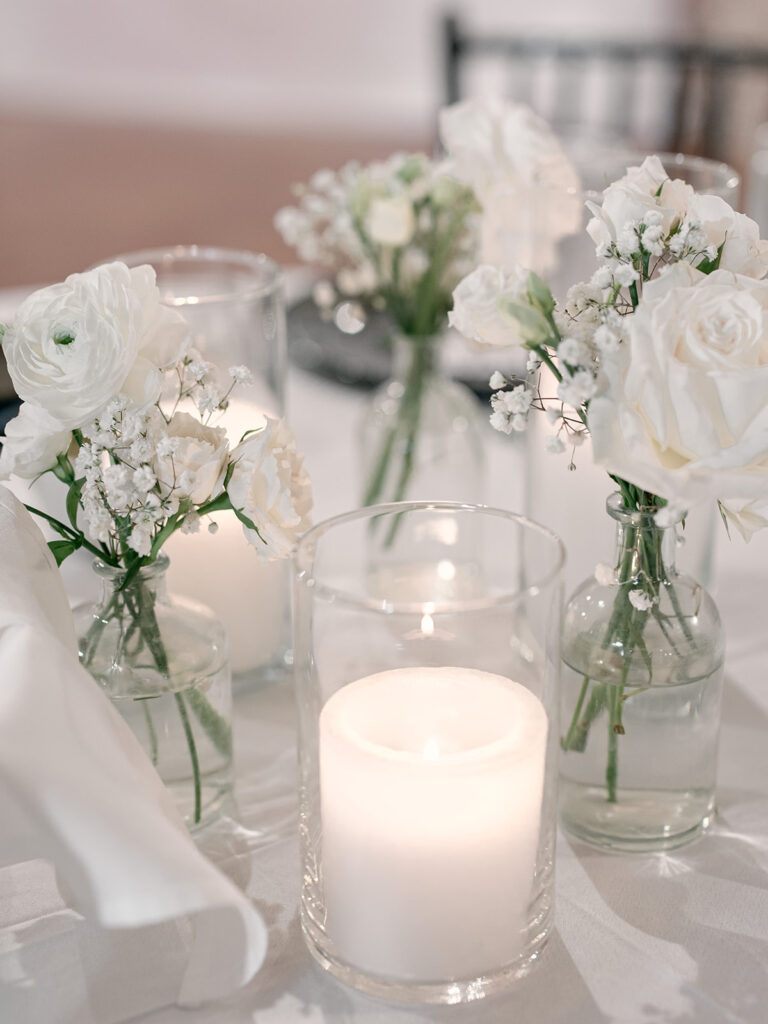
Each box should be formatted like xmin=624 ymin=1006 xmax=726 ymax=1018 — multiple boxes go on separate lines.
xmin=53 ymin=329 xmax=75 ymax=346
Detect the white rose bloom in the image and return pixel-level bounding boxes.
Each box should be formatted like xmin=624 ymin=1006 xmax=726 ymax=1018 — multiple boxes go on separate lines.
xmin=439 ymin=97 xmax=581 ymax=273
xmin=0 ymin=403 xmax=72 ymax=479
xmin=227 ymin=417 xmax=312 ymax=562
xmin=153 ymin=412 xmax=229 ymax=505
xmin=588 ymin=263 xmax=768 ymax=508
xmin=364 ymin=196 xmax=416 ymax=247
xmin=685 ymin=194 xmax=768 ymax=278
xmin=2 ymin=263 xmax=189 ymax=430
xmin=449 ymin=264 xmax=528 ymax=348
xmin=586 ymin=156 xmax=692 ymax=250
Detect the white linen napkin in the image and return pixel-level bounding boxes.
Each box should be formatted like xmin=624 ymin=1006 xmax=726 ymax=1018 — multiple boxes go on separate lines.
xmin=0 ymin=486 xmax=268 ymax=1012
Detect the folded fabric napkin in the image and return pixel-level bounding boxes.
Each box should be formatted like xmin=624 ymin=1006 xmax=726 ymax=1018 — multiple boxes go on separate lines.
xmin=0 ymin=486 xmax=267 ymax=1016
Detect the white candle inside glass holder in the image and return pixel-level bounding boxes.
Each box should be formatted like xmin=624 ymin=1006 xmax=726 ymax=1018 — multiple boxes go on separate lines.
xmin=319 ymin=666 xmax=548 ymax=981
xmin=165 ymin=397 xmax=287 ymax=676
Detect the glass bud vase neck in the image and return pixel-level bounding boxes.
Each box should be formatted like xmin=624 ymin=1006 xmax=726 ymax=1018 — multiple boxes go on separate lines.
xmin=75 ymin=554 xmax=233 ymax=830
xmin=360 ymin=329 xmax=485 ymax=510
xmin=559 ymin=493 xmax=725 ymax=852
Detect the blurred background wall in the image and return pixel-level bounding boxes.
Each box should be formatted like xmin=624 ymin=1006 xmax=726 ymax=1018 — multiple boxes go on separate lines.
xmin=1 ymin=0 xmax=766 ymax=287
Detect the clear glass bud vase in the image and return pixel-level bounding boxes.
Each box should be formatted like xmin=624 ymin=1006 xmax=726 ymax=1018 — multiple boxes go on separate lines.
xmin=360 ymin=333 xmax=485 ymax=509
xmin=559 ymin=494 xmax=725 ymax=851
xmin=74 ymin=555 xmax=233 ymax=830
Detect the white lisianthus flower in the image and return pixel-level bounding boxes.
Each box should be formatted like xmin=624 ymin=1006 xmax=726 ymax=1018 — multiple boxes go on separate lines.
xmin=364 ymin=196 xmax=416 ymax=247
xmin=2 ymin=263 xmax=188 ymax=430
xmin=227 ymin=418 xmax=313 ymax=562
xmin=439 ymin=97 xmax=581 ymax=273
xmin=153 ymin=412 xmax=229 ymax=505
xmin=0 ymin=403 xmax=72 ymax=479
xmin=588 ymin=263 xmax=768 ymax=509
xmin=720 ymin=494 xmax=768 ymax=540
xmin=449 ymin=264 xmax=529 ymax=348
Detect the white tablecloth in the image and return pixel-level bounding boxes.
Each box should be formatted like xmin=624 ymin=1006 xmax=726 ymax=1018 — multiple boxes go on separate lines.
xmin=2 ymin=280 xmax=768 ymax=1024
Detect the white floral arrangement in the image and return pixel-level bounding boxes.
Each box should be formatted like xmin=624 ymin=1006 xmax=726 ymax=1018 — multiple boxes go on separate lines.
xmin=451 ymin=154 xmax=768 ymax=539
xmin=274 ymin=97 xmax=581 ymax=338
xmin=0 ymin=261 xmax=312 ymax=569
xmin=449 ymin=154 xmax=768 ymax=801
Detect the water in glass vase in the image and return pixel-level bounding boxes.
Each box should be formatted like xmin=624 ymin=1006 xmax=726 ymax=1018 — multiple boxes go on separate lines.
xmin=111 ymin=664 xmax=233 ymax=827
xmin=75 ymin=554 xmax=234 ymax=830
xmin=559 ymin=651 xmax=724 ymax=851
xmin=558 ymin=494 xmax=725 ymax=852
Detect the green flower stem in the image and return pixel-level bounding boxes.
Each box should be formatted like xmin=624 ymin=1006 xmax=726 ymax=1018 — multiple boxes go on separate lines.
xmin=363 ymin=333 xmax=433 ymax=520
xmin=24 ymin=503 xmax=114 ymax=562
xmin=174 ymin=692 xmax=201 ymax=824
xmin=141 ymin=698 xmax=159 ymax=766
xmin=561 ymin=484 xmax=686 ymax=802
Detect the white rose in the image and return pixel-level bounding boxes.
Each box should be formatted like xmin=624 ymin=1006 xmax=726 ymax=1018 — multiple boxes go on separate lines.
xmin=154 ymin=412 xmax=229 ymax=505
xmin=685 ymin=194 xmax=768 ymax=278
xmin=449 ymin=264 xmax=530 ymax=348
xmin=227 ymin=418 xmax=312 ymax=562
xmin=364 ymin=196 xmax=416 ymax=247
xmin=586 ymin=156 xmax=692 ymax=249
xmin=3 ymin=262 xmax=189 ymax=430
xmin=0 ymin=403 xmax=72 ymax=479
xmin=588 ymin=263 xmax=768 ymax=507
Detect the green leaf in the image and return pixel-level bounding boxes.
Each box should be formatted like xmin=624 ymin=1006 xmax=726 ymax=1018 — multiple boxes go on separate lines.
xmin=232 ymin=505 xmax=265 ymax=543
xmin=527 ymin=271 xmax=556 ymax=316
xmin=48 ymin=540 xmax=77 ymax=566
xmin=697 ymin=238 xmax=726 ymax=275
xmin=66 ymin=478 xmax=85 ymax=531
xmin=501 ymin=300 xmax=552 ymax=345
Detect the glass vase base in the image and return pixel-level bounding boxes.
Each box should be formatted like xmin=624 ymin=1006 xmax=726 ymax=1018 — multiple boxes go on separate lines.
xmin=300 ymin=907 xmax=551 ymax=1005
xmin=560 ymin=781 xmax=716 ymax=852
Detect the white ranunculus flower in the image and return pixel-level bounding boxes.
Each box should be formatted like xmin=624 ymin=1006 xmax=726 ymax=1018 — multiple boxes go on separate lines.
xmin=154 ymin=412 xmax=229 ymax=505
xmin=449 ymin=264 xmax=530 ymax=348
xmin=586 ymin=156 xmax=692 ymax=249
xmin=364 ymin=196 xmax=416 ymax=247
xmin=0 ymin=403 xmax=72 ymax=479
xmin=685 ymin=193 xmax=768 ymax=278
xmin=227 ymin=418 xmax=312 ymax=562
xmin=3 ymin=262 xmax=189 ymax=430
xmin=588 ymin=263 xmax=768 ymax=508
xmin=439 ymin=97 xmax=581 ymax=272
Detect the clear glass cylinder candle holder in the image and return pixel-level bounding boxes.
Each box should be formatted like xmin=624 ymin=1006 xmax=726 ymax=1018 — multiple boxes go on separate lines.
xmin=293 ymin=502 xmax=565 ymax=1004
xmin=109 ymin=246 xmax=289 ymax=683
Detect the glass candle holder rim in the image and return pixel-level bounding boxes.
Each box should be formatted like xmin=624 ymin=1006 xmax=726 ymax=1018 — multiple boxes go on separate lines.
xmin=572 ymin=149 xmax=740 ymax=202
xmin=295 ymin=500 xmax=566 ymax=615
xmin=102 ymin=245 xmax=283 ymax=305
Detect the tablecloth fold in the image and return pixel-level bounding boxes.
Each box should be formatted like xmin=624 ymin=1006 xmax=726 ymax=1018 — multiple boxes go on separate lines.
xmin=0 ymin=486 xmax=268 ymax=1013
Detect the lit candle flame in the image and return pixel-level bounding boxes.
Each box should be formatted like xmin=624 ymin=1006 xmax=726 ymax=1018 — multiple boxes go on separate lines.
xmin=420 ymin=613 xmax=434 ymax=637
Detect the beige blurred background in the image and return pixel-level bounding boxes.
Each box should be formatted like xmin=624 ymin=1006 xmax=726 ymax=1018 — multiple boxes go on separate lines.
xmin=1 ymin=0 xmax=768 ymax=288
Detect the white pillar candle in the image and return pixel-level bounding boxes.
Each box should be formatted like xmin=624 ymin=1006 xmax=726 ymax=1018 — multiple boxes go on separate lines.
xmin=165 ymin=397 xmax=287 ymax=676
xmin=319 ymin=666 xmax=548 ymax=981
